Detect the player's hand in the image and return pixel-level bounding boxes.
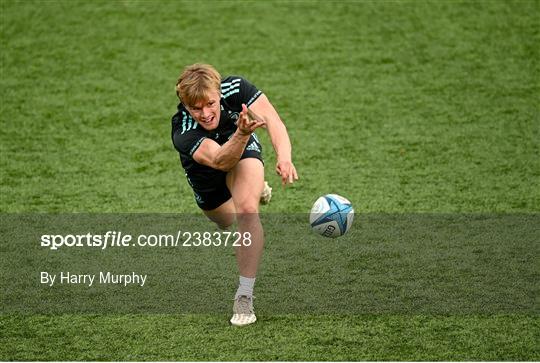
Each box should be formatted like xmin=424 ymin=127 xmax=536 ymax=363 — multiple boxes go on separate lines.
xmin=237 ymin=104 xmax=265 ymax=136
xmin=276 ymin=159 xmax=298 ymax=186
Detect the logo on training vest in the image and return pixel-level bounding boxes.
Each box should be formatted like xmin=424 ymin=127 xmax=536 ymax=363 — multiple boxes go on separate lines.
xmin=246 ymin=141 xmax=260 ymax=153
xmin=229 ymin=112 xmax=239 ymax=123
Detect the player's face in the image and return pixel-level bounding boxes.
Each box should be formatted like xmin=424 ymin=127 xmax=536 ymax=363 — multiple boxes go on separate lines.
xmin=187 ymin=90 xmax=221 ymax=130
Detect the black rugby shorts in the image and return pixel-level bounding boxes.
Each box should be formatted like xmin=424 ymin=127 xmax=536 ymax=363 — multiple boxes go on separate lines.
xmin=192 ymin=135 xmax=263 ymax=211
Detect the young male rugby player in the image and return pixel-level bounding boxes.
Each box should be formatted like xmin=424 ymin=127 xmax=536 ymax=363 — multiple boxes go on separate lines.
xmin=171 ymin=64 xmax=298 ymax=326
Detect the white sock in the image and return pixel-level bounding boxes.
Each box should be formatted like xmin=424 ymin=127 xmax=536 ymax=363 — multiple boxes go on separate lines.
xmin=235 ymin=276 xmax=256 ymax=298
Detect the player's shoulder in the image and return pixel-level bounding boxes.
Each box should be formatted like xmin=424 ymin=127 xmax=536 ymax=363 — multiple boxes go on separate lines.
xmin=221 ymin=75 xmax=245 ymax=84
xmin=221 ymin=75 xmax=261 ymax=107
xmin=172 ymin=107 xmax=204 ymax=137
xmin=220 ymin=75 xmax=245 ymax=96
xmin=172 ymin=114 xmax=207 ymax=155
xmin=172 ymin=102 xmax=187 ymax=120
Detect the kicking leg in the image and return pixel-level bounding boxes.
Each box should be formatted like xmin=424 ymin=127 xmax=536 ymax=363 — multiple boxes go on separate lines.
xmin=202 ymin=198 xmax=236 ymax=230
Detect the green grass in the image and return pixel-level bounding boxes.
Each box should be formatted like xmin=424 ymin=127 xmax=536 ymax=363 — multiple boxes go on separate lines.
xmin=1 ymin=314 xmax=538 ymax=361
xmin=1 ymin=0 xmax=538 ymax=213
xmin=1 ymin=0 xmax=539 ymax=360
xmin=2 ymin=214 xmax=538 ymax=315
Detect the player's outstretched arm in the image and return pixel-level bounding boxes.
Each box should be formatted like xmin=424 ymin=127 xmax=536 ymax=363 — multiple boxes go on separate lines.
xmin=249 ymin=94 xmax=298 ymax=185
xmin=193 ymin=104 xmax=265 ymax=171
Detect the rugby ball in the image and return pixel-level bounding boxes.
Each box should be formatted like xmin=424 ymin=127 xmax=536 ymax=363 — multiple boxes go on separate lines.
xmin=310 ymin=194 xmax=354 ymax=238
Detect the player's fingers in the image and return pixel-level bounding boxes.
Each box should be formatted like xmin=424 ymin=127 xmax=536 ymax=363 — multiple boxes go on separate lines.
xmin=288 ymin=166 xmax=297 ymax=183
xmin=237 ymin=111 xmax=247 ymax=123
xmin=288 ymin=165 xmax=298 ymax=180
xmin=237 ymin=108 xmax=253 ymax=131
xmin=253 ymin=120 xmax=266 ymax=130
xmin=247 ymin=120 xmax=264 ymax=132
xmin=293 ymin=167 xmax=299 ymax=180
xmin=279 ymin=168 xmax=289 ymax=185
xmin=238 ymin=105 xmax=248 ymax=121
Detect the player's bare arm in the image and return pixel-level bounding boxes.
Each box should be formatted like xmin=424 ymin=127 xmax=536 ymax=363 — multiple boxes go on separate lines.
xmin=193 ymin=104 xmax=265 ymax=171
xmin=249 ymin=94 xmax=299 ymax=185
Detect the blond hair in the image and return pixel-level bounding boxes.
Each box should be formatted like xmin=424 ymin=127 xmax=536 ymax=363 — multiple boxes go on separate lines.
xmin=175 ymin=64 xmax=222 ymax=107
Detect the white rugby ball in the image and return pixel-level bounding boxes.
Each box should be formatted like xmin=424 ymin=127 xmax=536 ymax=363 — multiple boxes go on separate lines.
xmin=310 ymin=194 xmax=354 ymax=238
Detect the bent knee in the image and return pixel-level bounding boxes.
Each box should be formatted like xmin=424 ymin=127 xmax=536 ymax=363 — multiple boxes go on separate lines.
xmin=204 ymin=210 xmax=236 ymax=230
xmin=214 ymin=214 xmax=236 ymax=229
xmin=234 ymin=203 xmax=259 ymax=215
xmin=217 ymin=220 xmax=234 ymax=230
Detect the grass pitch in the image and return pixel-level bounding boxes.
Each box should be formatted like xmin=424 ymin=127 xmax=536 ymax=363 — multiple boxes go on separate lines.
xmin=1 ymin=0 xmax=539 ymax=360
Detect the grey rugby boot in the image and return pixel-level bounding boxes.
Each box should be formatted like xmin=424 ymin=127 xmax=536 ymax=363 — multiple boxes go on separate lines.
xmin=230 ymin=295 xmax=256 ymax=326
